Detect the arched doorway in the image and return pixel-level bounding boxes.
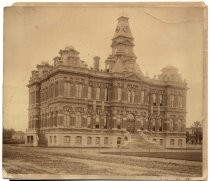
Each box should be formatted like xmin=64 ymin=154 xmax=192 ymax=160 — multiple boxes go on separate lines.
xmin=126 ymin=113 xmax=135 ymax=133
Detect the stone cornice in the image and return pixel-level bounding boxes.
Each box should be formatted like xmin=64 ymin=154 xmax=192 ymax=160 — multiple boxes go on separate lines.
xmin=28 ymin=64 xmax=188 ymax=92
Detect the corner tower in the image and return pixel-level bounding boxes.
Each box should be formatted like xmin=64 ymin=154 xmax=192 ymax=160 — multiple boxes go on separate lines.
xmin=105 ymin=16 xmax=143 ymax=75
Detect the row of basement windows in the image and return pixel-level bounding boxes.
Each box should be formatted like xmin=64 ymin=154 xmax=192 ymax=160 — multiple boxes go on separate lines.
xmin=49 ymin=135 xmax=109 ymax=145
xmin=170 ymin=139 xmax=183 ymax=147
xmin=152 ymin=138 xmax=183 ymax=147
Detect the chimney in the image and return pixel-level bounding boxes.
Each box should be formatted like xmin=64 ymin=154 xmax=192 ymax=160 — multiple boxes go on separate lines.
xmin=93 ymin=56 xmax=100 ymax=71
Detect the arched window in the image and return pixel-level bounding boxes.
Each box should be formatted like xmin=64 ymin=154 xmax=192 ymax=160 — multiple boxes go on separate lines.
xmin=169 ymin=118 xmax=174 ymax=132
xmin=117 ymin=137 xmax=122 ymax=145
xmin=117 ymin=88 xmax=121 ymax=101
xmin=128 ymin=91 xmax=131 ymax=103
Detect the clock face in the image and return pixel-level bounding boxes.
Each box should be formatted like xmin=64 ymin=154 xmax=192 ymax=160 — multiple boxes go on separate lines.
xmin=123 ymin=26 xmax=129 ymax=33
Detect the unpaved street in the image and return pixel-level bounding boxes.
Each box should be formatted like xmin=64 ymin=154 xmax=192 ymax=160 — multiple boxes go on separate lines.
xmin=3 ymin=145 xmax=202 ymax=177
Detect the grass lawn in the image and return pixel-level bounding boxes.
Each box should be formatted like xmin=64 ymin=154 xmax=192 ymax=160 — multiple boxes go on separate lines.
xmin=101 ymin=152 xmax=202 ymax=162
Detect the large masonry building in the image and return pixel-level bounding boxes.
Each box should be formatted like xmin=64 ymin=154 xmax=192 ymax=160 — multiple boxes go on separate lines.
xmin=26 ymin=16 xmax=188 ymax=148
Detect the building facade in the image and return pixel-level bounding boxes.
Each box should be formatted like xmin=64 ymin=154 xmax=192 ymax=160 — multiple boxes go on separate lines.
xmin=26 ymin=16 xmax=188 ymax=148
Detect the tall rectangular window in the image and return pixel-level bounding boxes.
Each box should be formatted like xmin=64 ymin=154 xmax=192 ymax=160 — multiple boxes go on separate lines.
xmin=96 ymin=137 xmax=100 ymax=145
xmin=152 ymin=94 xmax=156 ymax=106
xmin=117 ymin=118 xmax=121 ymax=129
xmin=54 ymin=136 xmax=56 ymax=144
xmin=96 ymin=87 xmax=100 ymax=100
xmin=131 ymin=91 xmax=135 ymax=103
xmin=88 ymin=86 xmax=91 ymax=99
xmin=117 ymin=88 xmax=121 ymax=101
xmin=95 ymin=117 xmax=100 ymax=129
xmin=87 ymin=136 xmax=92 ymax=145
xmin=55 ymin=82 xmax=58 ymax=97
xmin=170 ymin=95 xmax=175 ymax=107
xmin=64 ymin=114 xmax=71 ymax=127
xmin=104 ymin=88 xmax=108 ymax=101
xmin=178 ymin=139 xmax=183 ymax=147
xmin=75 ymin=136 xmax=82 ymax=145
xmin=170 ymin=139 xmax=175 ymax=146
xmin=128 ymin=91 xmax=131 ymax=103
xmin=50 ymin=136 xmax=52 ymax=143
xmin=178 ymin=96 xmax=183 ymax=108
xmin=104 ymin=116 xmax=107 ymax=129
xmin=76 ymin=84 xmax=82 ymax=98
xmin=169 ymin=118 xmax=174 ymax=132
xmin=159 ymin=94 xmax=163 ymax=106
xmin=76 ymin=115 xmax=82 ymax=128
xmin=104 ymin=137 xmax=108 ymax=145
xmin=87 ymin=117 xmax=91 ymax=128
xmin=178 ymin=119 xmax=182 ymax=132
xmin=64 ymin=82 xmax=71 ymax=97
xmin=51 ymin=84 xmax=54 ymax=98
xmin=141 ymin=90 xmax=144 ymax=104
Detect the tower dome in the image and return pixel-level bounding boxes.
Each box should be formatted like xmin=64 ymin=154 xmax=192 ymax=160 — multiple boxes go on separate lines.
xmin=158 ymin=66 xmax=182 ymax=82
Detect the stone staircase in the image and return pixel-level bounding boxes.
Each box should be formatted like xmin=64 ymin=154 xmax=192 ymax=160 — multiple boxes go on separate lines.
xmin=122 ymin=132 xmax=162 ymax=150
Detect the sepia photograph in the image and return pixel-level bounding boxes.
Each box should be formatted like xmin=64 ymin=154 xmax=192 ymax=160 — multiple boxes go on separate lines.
xmin=3 ymin=2 xmax=207 ymax=180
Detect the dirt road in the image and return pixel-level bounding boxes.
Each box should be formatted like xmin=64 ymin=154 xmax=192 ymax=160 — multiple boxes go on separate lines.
xmin=3 ymin=144 xmax=202 ymax=178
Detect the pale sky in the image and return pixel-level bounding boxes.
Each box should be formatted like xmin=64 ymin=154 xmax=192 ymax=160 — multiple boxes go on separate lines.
xmin=4 ymin=5 xmax=205 ymax=131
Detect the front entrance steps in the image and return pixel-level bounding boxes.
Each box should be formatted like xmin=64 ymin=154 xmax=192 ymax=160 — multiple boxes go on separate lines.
xmin=122 ymin=132 xmax=163 ymax=150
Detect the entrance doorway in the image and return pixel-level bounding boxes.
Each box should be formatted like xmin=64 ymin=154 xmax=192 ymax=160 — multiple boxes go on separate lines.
xmin=126 ymin=113 xmax=135 ymax=133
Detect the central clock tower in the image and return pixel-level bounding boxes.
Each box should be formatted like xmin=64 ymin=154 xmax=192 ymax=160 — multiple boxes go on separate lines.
xmin=105 ymin=16 xmax=143 ymax=75
xmin=112 ymin=16 xmax=134 ymax=56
